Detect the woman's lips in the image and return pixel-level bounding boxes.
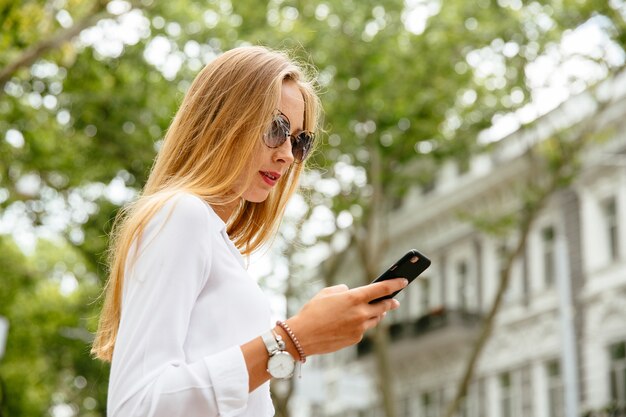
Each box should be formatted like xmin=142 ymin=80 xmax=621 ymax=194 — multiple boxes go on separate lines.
xmin=260 ymin=171 xmax=281 ymax=186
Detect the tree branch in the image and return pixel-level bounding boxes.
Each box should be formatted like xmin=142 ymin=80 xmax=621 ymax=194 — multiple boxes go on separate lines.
xmin=0 ymin=0 xmax=144 ymax=93
xmin=320 ymin=229 xmax=356 ymax=287
xmin=442 ymin=171 xmax=554 ymax=417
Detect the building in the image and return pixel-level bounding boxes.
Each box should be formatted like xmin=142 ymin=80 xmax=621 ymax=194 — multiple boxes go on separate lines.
xmin=291 ymin=69 xmax=626 ymax=417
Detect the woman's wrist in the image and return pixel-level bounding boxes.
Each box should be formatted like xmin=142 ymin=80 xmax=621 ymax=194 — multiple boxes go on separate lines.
xmin=273 ymin=318 xmax=307 ymax=361
xmin=276 ymin=320 xmax=307 ymax=362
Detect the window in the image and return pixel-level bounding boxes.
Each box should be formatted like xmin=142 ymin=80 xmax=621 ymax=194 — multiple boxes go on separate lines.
xmin=459 ymin=395 xmax=470 ymax=417
xmin=399 ymin=394 xmax=412 ymax=417
xmin=357 ymin=409 xmax=371 ymax=417
xmin=396 ymin=279 xmax=413 ymax=322
xmin=310 ymin=403 xmax=324 ymax=417
xmin=362 ymin=405 xmax=383 ymax=417
xmin=500 ymin=372 xmax=519 ymax=417
xmin=546 ymin=360 xmax=564 ymax=417
xmin=541 ymin=226 xmax=556 ymax=287
xmin=460 ymin=384 xmax=479 ymax=417
xmin=422 ymin=392 xmax=437 ymax=417
xmin=603 ymin=197 xmax=619 ymax=262
xmin=477 ymin=379 xmax=487 ymax=417
xmin=498 ymin=242 xmax=514 ymax=301
xmin=610 ymin=341 xmax=626 ymax=406
xmin=458 ymin=261 xmax=468 ymax=310
xmin=497 ymin=242 xmax=508 ymax=278
xmin=420 ymin=278 xmax=430 ymax=315
xmin=520 ymin=366 xmax=533 ymax=415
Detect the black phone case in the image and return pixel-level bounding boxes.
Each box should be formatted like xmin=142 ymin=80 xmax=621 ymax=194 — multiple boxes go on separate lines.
xmin=369 ymin=249 xmax=431 ymax=303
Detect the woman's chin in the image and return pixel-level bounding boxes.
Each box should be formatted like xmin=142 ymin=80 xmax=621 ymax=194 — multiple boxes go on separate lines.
xmin=242 ymin=189 xmax=271 ymax=204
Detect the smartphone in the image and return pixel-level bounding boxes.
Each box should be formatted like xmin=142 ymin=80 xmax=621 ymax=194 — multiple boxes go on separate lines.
xmin=369 ymin=249 xmax=431 ymax=303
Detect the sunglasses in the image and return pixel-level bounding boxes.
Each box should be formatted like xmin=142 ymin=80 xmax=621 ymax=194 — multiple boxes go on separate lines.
xmin=263 ymin=110 xmax=315 ymax=163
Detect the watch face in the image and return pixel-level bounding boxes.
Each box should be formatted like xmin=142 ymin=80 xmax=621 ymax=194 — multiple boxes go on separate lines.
xmin=268 ymin=351 xmax=295 ymax=379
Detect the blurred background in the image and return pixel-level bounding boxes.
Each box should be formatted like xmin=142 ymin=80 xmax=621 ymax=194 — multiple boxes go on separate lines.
xmin=0 ymin=0 xmax=625 ymax=416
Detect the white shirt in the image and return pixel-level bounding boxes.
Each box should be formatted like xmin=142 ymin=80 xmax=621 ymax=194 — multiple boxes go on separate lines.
xmin=108 ymin=193 xmax=274 ymax=417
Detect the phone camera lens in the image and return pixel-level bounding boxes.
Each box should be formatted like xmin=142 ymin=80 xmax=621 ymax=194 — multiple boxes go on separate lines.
xmin=410 ymin=256 xmax=419 ymax=263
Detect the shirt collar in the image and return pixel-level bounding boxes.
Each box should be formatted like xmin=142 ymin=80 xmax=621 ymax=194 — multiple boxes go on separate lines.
xmin=201 ymin=199 xmax=248 ymax=269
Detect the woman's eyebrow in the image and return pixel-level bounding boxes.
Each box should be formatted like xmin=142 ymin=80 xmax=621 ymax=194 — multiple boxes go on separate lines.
xmin=277 ymin=109 xmax=305 ymax=134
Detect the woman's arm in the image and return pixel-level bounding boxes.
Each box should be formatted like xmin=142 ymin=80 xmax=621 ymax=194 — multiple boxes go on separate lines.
xmin=242 ymin=279 xmax=406 ymax=392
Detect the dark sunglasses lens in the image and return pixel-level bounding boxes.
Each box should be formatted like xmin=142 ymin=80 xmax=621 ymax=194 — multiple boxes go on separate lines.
xmin=292 ymin=132 xmax=314 ymax=162
xmin=266 ymin=116 xmax=289 ymax=147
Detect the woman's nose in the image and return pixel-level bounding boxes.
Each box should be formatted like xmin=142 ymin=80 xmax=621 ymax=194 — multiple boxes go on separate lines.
xmin=274 ymin=135 xmax=295 ymax=165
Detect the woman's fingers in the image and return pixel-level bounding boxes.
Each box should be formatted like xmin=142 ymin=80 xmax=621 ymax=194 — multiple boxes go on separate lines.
xmin=363 ymin=313 xmax=386 ymax=330
xmin=350 ymin=278 xmax=408 ymax=303
xmin=311 ymin=284 xmax=349 ymax=300
xmin=361 ymin=300 xmax=399 ymax=332
xmin=366 ymin=298 xmax=399 ymax=318
xmin=322 ymin=284 xmax=349 ymax=294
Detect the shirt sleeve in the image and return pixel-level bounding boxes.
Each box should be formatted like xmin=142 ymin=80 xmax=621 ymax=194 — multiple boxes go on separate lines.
xmin=107 ymin=194 xmax=250 ymax=417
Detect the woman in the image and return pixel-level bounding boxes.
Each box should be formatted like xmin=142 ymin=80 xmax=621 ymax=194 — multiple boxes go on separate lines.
xmin=91 ymin=46 xmax=406 ymax=417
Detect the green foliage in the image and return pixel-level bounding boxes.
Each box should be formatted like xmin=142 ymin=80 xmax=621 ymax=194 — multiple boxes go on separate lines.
xmin=457 ymin=210 xmax=519 ymax=238
xmin=0 ymin=238 xmax=107 ymax=416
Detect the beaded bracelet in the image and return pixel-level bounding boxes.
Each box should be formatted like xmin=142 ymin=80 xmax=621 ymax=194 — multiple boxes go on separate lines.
xmin=276 ymin=320 xmax=307 ymax=363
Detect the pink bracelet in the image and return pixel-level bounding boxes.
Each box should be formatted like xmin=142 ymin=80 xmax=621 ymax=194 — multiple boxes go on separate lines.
xmin=276 ymin=320 xmax=306 ymax=363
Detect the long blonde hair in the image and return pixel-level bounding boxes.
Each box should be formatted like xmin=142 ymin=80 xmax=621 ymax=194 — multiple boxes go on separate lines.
xmin=91 ymin=46 xmax=321 ymax=362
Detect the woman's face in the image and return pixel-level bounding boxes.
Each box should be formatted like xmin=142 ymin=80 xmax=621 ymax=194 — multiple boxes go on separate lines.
xmin=241 ymin=80 xmax=304 ymax=203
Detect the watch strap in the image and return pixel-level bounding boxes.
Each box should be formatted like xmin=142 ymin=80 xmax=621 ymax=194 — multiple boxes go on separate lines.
xmin=261 ymin=330 xmax=280 ymax=356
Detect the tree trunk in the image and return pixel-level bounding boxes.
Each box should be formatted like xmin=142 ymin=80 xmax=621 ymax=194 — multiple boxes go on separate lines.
xmin=372 ymin=322 xmax=396 ymax=417
xmin=271 ymin=378 xmax=295 ymax=417
xmin=442 ymin=197 xmax=541 ymax=417
xmin=359 ymin=145 xmax=396 ymax=417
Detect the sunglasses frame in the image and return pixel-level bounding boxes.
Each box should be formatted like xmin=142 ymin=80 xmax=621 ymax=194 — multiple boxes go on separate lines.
xmin=263 ymin=110 xmax=315 ymax=163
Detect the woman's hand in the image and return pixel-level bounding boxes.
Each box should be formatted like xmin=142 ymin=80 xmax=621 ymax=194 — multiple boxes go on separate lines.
xmin=284 ymin=278 xmax=407 ymax=356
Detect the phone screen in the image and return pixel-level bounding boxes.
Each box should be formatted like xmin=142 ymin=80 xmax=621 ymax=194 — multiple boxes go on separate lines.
xmin=369 ymin=249 xmax=431 ymax=303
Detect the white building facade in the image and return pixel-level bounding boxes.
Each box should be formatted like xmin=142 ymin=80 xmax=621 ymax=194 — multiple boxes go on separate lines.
xmin=291 ymin=70 xmax=626 ymax=417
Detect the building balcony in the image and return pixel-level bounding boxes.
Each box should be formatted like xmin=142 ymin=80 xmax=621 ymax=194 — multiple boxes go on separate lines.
xmin=356 ymin=307 xmax=483 ymax=359
xmin=582 ymin=405 xmax=626 ymax=417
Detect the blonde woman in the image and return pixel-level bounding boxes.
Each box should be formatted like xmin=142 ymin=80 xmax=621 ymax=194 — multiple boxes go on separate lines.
xmin=91 ymin=46 xmax=406 ymax=417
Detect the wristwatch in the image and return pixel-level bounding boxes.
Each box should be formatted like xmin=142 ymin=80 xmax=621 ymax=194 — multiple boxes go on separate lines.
xmin=262 ymin=330 xmax=295 ymax=379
